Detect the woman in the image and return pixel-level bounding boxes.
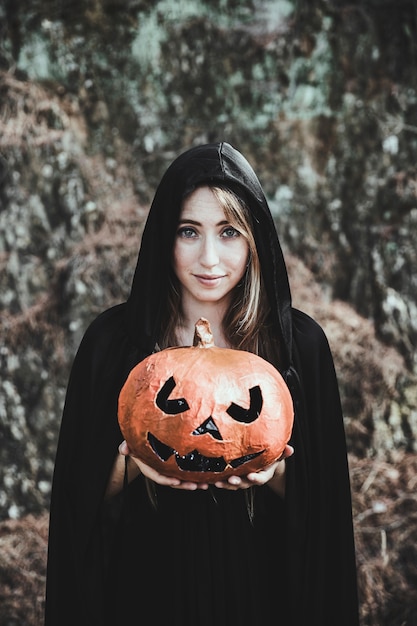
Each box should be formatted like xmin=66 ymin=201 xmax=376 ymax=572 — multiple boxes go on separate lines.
xmin=45 ymin=142 xmax=359 ymax=625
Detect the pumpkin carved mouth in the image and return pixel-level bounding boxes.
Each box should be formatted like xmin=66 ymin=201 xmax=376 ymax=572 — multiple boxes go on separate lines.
xmin=147 ymin=432 xmax=264 ymax=474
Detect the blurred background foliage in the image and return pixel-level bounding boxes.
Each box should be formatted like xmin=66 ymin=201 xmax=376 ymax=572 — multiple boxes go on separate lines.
xmin=1 ymin=1 xmax=417 ymax=624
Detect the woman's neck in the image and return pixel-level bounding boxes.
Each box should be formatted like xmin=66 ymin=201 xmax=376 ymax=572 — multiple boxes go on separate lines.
xmin=176 ymin=300 xmax=231 ymax=348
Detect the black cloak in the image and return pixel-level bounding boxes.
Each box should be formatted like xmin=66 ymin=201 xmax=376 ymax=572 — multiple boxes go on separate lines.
xmin=45 ymin=142 xmax=359 ymax=626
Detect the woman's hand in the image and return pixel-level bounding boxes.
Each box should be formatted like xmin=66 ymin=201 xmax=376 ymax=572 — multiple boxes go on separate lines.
xmin=118 ymin=440 xmax=210 ymax=491
xmin=108 ymin=441 xmax=293 ymax=498
xmin=213 ymin=444 xmax=294 ymax=497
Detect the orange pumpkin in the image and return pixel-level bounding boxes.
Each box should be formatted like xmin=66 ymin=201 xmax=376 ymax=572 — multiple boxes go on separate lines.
xmin=118 ymin=318 xmax=294 ymax=482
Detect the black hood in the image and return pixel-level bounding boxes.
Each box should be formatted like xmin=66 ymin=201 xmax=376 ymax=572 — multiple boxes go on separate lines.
xmin=126 ymin=142 xmax=293 ymax=367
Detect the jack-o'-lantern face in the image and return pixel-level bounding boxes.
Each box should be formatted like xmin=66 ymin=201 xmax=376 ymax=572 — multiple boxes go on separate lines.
xmin=118 ymin=319 xmax=294 ymax=483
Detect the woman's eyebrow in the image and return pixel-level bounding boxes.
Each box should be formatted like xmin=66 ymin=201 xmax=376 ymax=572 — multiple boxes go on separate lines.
xmin=178 ymin=218 xmax=229 ymax=225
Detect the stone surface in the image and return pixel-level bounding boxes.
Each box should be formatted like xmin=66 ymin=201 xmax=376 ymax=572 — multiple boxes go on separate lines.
xmin=0 ymin=0 xmax=416 ymax=523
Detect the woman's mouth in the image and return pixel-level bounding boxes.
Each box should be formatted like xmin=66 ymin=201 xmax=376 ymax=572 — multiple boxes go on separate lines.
xmin=194 ymin=274 xmax=224 ymax=286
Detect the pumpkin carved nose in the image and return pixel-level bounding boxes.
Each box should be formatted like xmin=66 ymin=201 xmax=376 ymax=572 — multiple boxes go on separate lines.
xmin=192 ymin=417 xmax=223 ymax=440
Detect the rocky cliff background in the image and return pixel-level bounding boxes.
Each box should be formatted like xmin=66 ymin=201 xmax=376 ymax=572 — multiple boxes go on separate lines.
xmin=1 ymin=1 xmax=417 ymax=624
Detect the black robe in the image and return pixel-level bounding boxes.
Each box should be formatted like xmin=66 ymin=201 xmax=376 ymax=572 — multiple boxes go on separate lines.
xmin=45 ymin=142 xmax=359 ymax=625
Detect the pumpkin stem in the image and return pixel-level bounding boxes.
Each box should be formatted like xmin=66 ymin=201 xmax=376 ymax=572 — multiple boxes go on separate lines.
xmin=193 ymin=318 xmax=215 ymax=348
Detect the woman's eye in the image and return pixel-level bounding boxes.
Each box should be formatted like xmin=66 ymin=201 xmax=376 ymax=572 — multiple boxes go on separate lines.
xmin=222 ymin=226 xmax=240 ymax=238
xmin=178 ymin=226 xmax=197 ymax=238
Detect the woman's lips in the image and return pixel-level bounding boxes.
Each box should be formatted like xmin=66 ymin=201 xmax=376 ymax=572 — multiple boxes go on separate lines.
xmin=194 ymin=274 xmax=225 ymax=286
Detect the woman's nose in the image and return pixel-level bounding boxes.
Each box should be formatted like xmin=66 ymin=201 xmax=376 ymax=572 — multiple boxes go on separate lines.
xmin=199 ymin=236 xmax=219 ymax=267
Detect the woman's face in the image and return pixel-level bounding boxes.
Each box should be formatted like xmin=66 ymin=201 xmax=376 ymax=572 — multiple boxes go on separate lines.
xmin=173 ymin=186 xmax=249 ymax=312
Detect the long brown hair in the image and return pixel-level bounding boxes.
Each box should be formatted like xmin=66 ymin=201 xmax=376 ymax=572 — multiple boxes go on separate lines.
xmin=159 ymin=184 xmax=278 ymax=361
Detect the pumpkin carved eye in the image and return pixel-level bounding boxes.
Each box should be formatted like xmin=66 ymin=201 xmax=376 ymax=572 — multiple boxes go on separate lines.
xmin=156 ymin=376 xmax=190 ymax=414
xmin=226 ymin=385 xmax=263 ymax=424
xmin=157 ymin=376 xmax=262 ymax=427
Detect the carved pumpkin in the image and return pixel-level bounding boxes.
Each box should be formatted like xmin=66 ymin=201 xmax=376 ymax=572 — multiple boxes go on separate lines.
xmin=118 ymin=318 xmax=294 ymax=482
